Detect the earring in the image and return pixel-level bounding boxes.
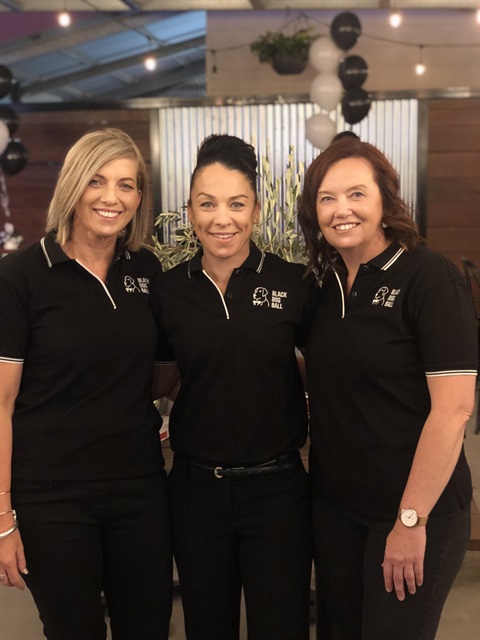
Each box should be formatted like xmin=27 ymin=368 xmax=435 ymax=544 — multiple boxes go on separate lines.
xmin=382 ymin=222 xmax=388 ymax=229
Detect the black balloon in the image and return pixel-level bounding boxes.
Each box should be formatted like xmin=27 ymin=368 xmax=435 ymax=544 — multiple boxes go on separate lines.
xmin=0 ymin=140 xmax=28 ymax=176
xmin=341 ymin=88 xmax=372 ymax=125
xmin=338 ymin=55 xmax=369 ymax=90
xmin=0 ymin=65 xmax=13 ymax=100
xmin=330 ymin=12 xmax=362 ymax=51
xmin=0 ymin=106 xmax=20 ymax=136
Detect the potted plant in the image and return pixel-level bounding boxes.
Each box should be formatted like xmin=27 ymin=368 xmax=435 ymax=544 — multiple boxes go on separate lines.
xmin=250 ymin=27 xmax=318 ymax=75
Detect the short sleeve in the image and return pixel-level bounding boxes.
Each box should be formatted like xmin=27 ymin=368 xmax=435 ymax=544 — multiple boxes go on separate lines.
xmin=0 ymin=272 xmax=29 ymax=362
xmin=408 ymin=267 xmax=478 ymax=376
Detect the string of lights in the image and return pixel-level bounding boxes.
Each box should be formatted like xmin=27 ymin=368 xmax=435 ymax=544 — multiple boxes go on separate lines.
xmin=55 ymin=8 xmax=480 ymax=77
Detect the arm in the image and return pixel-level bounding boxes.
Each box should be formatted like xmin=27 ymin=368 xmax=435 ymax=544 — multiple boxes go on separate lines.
xmin=382 ymin=374 xmax=476 ymax=600
xmin=296 ymin=350 xmax=307 ymax=390
xmin=152 ymin=362 xmax=180 ymax=401
xmin=0 ymin=361 xmax=28 ymax=590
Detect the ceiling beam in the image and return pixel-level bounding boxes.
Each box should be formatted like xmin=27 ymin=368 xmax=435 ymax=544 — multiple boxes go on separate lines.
xmin=0 ymin=0 xmax=21 ymax=9
xmin=120 ymin=0 xmax=142 ymax=8
xmin=97 ymin=59 xmax=206 ymax=100
xmin=20 ymin=36 xmax=206 ymax=97
xmin=1 ymin=12 xmax=173 ymax=64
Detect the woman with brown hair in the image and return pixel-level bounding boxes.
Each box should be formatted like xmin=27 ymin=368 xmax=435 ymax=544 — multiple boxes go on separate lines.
xmin=298 ymin=135 xmax=477 ymax=639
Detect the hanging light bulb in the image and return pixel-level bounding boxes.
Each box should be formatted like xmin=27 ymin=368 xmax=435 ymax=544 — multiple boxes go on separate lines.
xmin=415 ymin=46 xmax=426 ymax=76
xmin=389 ymin=11 xmax=402 ymax=28
xmin=58 ymin=11 xmax=71 ymax=27
xmin=144 ymin=56 xmax=157 ymax=71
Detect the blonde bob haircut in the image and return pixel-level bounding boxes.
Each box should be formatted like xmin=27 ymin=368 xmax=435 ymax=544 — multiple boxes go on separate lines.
xmin=46 ymin=127 xmax=150 ymax=251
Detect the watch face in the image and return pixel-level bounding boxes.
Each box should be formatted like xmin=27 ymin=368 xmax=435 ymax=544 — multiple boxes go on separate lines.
xmin=400 ymin=508 xmax=418 ymax=527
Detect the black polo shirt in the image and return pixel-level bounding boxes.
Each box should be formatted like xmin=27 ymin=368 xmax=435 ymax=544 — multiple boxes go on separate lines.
xmin=0 ymin=232 xmax=164 ymax=481
xmin=153 ymin=242 xmax=316 ymax=467
xmin=307 ymin=242 xmax=478 ymax=519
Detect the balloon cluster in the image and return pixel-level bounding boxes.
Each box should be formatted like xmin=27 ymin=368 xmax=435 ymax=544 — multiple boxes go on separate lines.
xmin=306 ymin=12 xmax=372 ymax=150
xmin=0 ymin=65 xmax=29 ymax=177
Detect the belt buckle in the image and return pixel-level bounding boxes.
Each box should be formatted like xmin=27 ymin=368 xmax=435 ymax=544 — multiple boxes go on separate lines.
xmin=214 ymin=466 xmax=224 ymax=479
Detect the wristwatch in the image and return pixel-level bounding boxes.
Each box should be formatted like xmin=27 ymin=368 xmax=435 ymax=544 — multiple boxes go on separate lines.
xmin=398 ymin=508 xmax=428 ymax=527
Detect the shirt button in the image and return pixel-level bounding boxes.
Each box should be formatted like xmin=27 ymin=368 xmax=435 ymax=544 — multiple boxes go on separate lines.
xmin=351 ymin=291 xmax=358 ymax=297
xmin=235 ymin=269 xmax=241 ymax=276
xmin=363 ymin=265 xmax=369 ymax=272
xmin=226 ymin=293 xmax=233 ymax=299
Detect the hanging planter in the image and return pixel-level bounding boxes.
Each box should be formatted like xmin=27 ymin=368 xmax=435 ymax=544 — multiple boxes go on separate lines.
xmin=272 ymin=52 xmax=308 ymax=75
xmin=250 ymin=27 xmax=318 ymax=76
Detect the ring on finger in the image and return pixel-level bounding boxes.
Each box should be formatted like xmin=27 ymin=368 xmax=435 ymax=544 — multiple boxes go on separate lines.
xmin=0 ymin=574 xmax=6 ymax=580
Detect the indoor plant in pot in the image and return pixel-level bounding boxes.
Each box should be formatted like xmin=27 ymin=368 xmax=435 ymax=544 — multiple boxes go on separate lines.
xmin=250 ymin=26 xmax=318 ymax=75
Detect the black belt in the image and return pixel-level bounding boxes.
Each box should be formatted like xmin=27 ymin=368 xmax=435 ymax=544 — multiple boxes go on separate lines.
xmin=175 ymin=451 xmax=301 ymax=479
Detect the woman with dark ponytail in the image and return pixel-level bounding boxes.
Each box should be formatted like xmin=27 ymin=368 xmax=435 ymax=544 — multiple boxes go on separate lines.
xmin=153 ymin=134 xmax=317 ymax=640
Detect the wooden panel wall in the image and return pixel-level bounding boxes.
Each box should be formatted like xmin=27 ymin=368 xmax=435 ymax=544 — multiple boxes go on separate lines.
xmin=1 ymin=109 xmax=151 ymax=252
xmin=426 ymin=99 xmax=480 ymax=270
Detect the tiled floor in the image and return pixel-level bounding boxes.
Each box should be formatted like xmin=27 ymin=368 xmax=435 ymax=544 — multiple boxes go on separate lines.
xmin=1 ymin=410 xmax=479 ymax=639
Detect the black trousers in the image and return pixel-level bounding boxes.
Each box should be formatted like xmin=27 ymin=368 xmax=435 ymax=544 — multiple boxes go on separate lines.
xmin=312 ymin=496 xmax=470 ymax=640
xmin=12 ymin=473 xmax=173 ymax=640
xmin=168 ymin=454 xmax=312 ymax=640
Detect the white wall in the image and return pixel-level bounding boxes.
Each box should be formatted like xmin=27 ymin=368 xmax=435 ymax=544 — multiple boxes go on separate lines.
xmin=206 ymin=10 xmax=480 ymax=98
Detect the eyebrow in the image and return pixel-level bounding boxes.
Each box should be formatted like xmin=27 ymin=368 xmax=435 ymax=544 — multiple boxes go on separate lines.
xmin=318 ymin=183 xmax=369 ymax=195
xmin=92 ymin=173 xmax=137 ymax=183
xmin=195 ymin=192 xmax=249 ymax=199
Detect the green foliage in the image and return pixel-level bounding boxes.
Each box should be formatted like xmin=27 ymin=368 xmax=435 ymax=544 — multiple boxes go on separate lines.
xmin=151 ymin=147 xmax=306 ymax=270
xmin=250 ymin=27 xmax=318 ymax=65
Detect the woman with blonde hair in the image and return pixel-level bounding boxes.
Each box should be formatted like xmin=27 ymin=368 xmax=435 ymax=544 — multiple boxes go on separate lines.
xmin=0 ymin=128 xmax=172 ymax=639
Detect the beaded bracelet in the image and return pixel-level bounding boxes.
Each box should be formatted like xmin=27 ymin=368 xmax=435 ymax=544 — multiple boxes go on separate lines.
xmin=0 ymin=510 xmax=18 ymax=540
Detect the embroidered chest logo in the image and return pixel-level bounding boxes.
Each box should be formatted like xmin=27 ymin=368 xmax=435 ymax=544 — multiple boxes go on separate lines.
xmin=124 ymin=276 xmax=150 ymax=294
xmin=252 ymin=287 xmax=287 ymax=309
xmin=253 ymin=287 xmax=269 ymax=306
xmin=372 ymin=286 xmax=401 ymax=308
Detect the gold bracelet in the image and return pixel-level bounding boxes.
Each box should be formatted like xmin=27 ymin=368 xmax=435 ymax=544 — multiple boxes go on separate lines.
xmin=0 ymin=510 xmax=18 ymax=540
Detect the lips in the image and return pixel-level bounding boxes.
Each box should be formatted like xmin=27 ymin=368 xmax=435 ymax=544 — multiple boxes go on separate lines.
xmin=95 ymin=209 xmax=121 ymax=219
xmin=210 ymin=233 xmax=236 ymax=239
xmin=333 ymin=222 xmax=359 ymax=231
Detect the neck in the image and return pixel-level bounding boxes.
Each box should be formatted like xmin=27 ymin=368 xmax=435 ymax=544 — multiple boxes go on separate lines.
xmin=62 ymin=233 xmax=118 ymax=281
xmin=339 ymin=239 xmax=391 ymax=293
xmin=201 ymin=256 xmax=234 ymax=294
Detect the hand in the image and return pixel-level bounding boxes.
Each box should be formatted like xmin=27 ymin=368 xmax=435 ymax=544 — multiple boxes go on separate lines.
xmin=0 ymin=529 xmax=28 ymax=590
xmin=382 ymin=520 xmax=426 ymax=601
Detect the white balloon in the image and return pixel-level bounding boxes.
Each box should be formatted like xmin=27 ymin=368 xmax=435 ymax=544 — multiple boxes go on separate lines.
xmin=310 ymin=73 xmax=343 ymax=112
xmin=0 ymin=120 xmax=9 ymax=155
xmin=305 ymin=113 xmax=337 ymax=150
xmin=309 ymin=37 xmax=342 ymax=74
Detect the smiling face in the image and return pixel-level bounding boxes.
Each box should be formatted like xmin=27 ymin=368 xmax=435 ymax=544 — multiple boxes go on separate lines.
xmin=188 ymin=162 xmax=260 ymax=269
xmin=71 ymin=157 xmax=141 ymax=245
xmin=316 ymin=156 xmax=389 ymax=263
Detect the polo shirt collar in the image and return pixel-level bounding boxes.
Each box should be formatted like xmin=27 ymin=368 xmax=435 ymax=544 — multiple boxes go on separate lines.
xmin=40 ymin=232 xmax=72 ymax=267
xmin=332 ymin=241 xmax=404 ymax=274
xmin=188 ymin=241 xmax=266 ymax=277
xmin=366 ymin=241 xmax=405 ymax=271
xmin=40 ymin=231 xmax=132 ymax=268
